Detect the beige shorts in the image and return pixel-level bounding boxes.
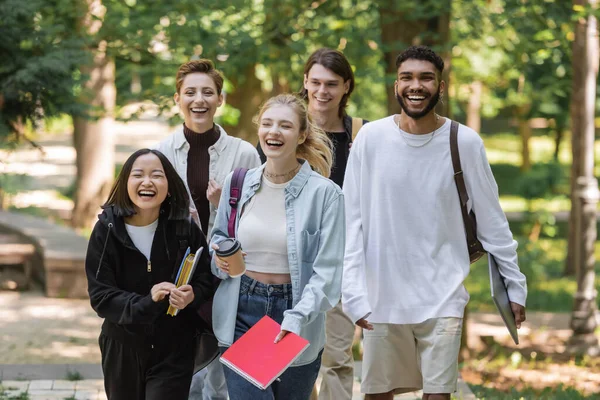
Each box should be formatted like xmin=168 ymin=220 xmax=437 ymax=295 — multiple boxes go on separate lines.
xmin=361 ymin=317 xmax=463 ymax=395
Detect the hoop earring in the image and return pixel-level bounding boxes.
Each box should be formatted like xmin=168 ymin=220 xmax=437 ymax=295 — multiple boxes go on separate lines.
xmin=440 ymin=93 xmax=444 ymax=105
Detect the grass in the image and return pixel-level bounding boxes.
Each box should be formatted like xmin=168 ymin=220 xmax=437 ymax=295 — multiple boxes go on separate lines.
xmin=481 ymin=131 xmax=600 ymax=213
xmin=0 ymin=388 xmax=29 ymax=400
xmin=469 ymin=384 xmax=598 ymax=399
xmin=465 ymin=236 xmax=600 ymax=313
xmin=65 ymin=369 xmax=83 ymax=381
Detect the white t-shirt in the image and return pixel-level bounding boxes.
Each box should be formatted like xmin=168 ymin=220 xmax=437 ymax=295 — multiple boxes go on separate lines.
xmin=342 ymin=116 xmax=527 ymax=325
xmin=237 ymin=176 xmax=290 ymax=274
xmin=125 ymin=219 xmax=159 ymax=260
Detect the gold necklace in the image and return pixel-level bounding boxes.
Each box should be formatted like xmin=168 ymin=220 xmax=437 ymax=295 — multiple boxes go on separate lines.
xmin=396 ymin=114 xmax=441 ymax=148
xmin=263 ymin=163 xmax=301 ymax=179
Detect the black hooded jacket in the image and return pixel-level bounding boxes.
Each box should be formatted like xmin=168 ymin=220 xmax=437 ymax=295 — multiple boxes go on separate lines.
xmin=85 ymin=206 xmax=214 ymax=348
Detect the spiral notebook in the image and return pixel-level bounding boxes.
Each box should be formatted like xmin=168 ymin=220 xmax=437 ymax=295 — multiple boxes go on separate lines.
xmin=220 ymin=315 xmax=310 ymax=390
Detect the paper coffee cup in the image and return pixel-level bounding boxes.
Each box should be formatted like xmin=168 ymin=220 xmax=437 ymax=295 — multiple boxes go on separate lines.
xmin=215 ymin=238 xmax=245 ymax=278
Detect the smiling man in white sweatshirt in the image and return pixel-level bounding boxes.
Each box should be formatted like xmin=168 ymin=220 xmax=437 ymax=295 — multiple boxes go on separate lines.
xmin=341 ymin=46 xmax=527 ymax=400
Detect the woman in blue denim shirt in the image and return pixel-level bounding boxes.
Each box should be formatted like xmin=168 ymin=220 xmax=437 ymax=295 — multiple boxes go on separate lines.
xmin=210 ymin=94 xmax=346 ymax=400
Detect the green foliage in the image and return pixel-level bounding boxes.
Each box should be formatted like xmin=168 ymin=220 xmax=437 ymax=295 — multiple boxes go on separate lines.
xmin=466 ymin=235 xmax=600 ymax=313
xmin=65 ymin=369 xmax=83 ymax=381
xmin=0 ymin=0 xmax=89 ymax=141
xmin=452 ymin=0 xmax=573 ymax=124
xmin=0 ymin=174 xmax=32 ymax=196
xmin=470 ymin=384 xmax=597 ymax=399
xmin=103 ymin=0 xmax=387 ymax=122
xmin=0 ymin=387 xmax=30 ymax=400
xmin=517 ymin=161 xmax=565 ymax=201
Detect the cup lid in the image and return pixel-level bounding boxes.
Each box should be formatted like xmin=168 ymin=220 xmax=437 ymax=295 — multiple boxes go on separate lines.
xmin=215 ymin=238 xmax=241 ymax=257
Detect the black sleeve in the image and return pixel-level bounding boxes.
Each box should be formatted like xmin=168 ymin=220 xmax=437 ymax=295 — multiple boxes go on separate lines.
xmin=85 ymin=221 xmax=165 ymax=325
xmin=187 ymin=223 xmax=215 ymax=309
xmin=256 ymin=141 xmax=267 ymax=164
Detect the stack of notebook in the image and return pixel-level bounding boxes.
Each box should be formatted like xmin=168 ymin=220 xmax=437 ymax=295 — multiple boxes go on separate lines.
xmin=167 ymin=246 xmax=203 ymax=317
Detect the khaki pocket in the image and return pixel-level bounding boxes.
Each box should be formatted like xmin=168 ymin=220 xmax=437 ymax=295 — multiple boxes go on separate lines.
xmin=363 ymin=323 xmax=389 ymax=337
xmin=435 ymin=317 xmax=463 ymax=335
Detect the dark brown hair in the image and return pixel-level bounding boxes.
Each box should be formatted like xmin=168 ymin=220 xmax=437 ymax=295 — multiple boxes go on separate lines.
xmin=299 ymin=48 xmax=355 ymax=118
xmin=396 ymin=45 xmax=444 ymax=77
xmin=103 ymin=149 xmax=189 ymax=220
xmin=175 ymin=59 xmax=224 ymax=95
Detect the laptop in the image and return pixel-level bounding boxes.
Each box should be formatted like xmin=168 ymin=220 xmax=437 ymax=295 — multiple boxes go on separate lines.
xmin=488 ymin=253 xmax=519 ymax=345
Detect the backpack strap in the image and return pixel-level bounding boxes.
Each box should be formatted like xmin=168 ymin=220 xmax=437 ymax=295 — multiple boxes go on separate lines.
xmin=351 ymin=117 xmax=364 ymax=140
xmin=171 ymin=216 xmax=192 ymax=281
xmin=450 ymin=120 xmax=485 ymax=262
xmin=227 ymin=167 xmax=248 ymax=238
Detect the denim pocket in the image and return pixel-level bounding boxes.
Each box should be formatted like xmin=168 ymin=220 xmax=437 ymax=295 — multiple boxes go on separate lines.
xmin=300 ymin=230 xmax=320 ymax=263
xmin=435 ymin=317 xmax=463 ymax=335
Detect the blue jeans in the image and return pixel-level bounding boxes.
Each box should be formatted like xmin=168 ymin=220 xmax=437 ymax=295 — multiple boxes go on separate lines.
xmin=220 ymin=274 xmax=322 ymax=400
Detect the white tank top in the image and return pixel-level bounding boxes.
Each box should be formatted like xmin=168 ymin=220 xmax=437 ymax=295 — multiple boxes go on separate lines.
xmin=237 ymin=176 xmax=290 ymax=274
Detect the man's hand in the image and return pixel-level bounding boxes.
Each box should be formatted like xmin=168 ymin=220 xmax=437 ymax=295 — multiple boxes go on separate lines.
xmin=151 ymin=282 xmax=176 ymax=303
xmin=206 ymin=179 xmax=222 ymax=208
xmin=169 ymin=284 xmax=195 ymax=310
xmin=510 ymin=302 xmax=526 ymax=329
xmin=356 ymin=318 xmax=373 ymax=331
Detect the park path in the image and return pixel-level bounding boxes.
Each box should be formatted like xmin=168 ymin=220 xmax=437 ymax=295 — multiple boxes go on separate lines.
xmin=0 ymin=119 xmax=174 ymax=218
xmin=2 ymin=290 xmax=578 ymax=399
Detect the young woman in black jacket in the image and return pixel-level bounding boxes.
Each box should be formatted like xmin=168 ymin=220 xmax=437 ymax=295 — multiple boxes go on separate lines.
xmin=85 ymin=148 xmax=214 ymax=400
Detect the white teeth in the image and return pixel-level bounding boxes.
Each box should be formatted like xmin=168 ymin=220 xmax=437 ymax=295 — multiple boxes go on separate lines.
xmin=139 ymin=191 xmax=155 ymax=196
xmin=316 ymin=98 xmax=329 ymax=102
xmin=191 ymin=108 xmax=208 ymax=113
xmin=266 ymin=140 xmax=283 ymax=146
xmin=407 ymin=96 xmax=425 ymax=100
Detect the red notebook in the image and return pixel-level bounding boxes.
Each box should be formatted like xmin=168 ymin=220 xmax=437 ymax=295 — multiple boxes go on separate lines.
xmin=219 ymin=315 xmax=310 ymax=390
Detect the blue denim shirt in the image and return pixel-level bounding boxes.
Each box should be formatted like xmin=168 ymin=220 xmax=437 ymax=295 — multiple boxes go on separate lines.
xmin=210 ymin=160 xmax=345 ymax=365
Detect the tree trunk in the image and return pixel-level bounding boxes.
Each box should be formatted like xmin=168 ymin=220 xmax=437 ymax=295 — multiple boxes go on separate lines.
xmin=515 ymin=74 xmax=532 ymax=171
xmin=466 ymin=81 xmax=482 ymax=132
xmin=223 ymin=63 xmax=266 ymax=144
xmin=71 ymin=0 xmax=116 ymax=229
xmin=553 ymin=119 xmax=566 ymax=162
xmin=378 ymin=0 xmax=452 ymax=116
xmin=567 ymin=0 xmax=600 ymax=357
xmin=518 ymin=115 xmax=531 ymax=171
xmin=566 ymin=11 xmax=586 ymax=277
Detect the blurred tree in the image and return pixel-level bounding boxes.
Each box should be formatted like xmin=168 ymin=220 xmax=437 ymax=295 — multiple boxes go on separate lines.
xmin=71 ymin=0 xmax=116 ymax=228
xmin=453 ymin=0 xmax=572 ymax=172
xmin=567 ymin=0 xmax=599 ymax=357
xmin=0 ymin=0 xmax=87 ymax=148
xmin=377 ymin=0 xmax=452 ymax=116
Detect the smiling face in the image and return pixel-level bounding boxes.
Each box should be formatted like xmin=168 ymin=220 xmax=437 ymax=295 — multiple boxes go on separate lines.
xmin=395 ymin=59 xmax=444 ymax=120
xmin=174 ymin=72 xmax=223 ymax=133
xmin=258 ymin=104 xmax=304 ymax=164
xmin=303 ymin=63 xmax=349 ymax=115
xmin=126 ymin=153 xmax=169 ymax=215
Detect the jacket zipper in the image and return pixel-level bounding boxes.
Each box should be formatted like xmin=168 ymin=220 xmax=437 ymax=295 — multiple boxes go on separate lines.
xmin=147 ymin=260 xmax=152 ymax=272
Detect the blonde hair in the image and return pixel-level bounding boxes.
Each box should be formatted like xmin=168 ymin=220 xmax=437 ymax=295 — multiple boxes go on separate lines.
xmin=256 ymin=94 xmax=333 ymax=177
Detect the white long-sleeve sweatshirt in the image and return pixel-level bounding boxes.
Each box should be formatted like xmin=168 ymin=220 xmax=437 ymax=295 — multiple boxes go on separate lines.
xmin=342 ymin=116 xmax=527 ymax=325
